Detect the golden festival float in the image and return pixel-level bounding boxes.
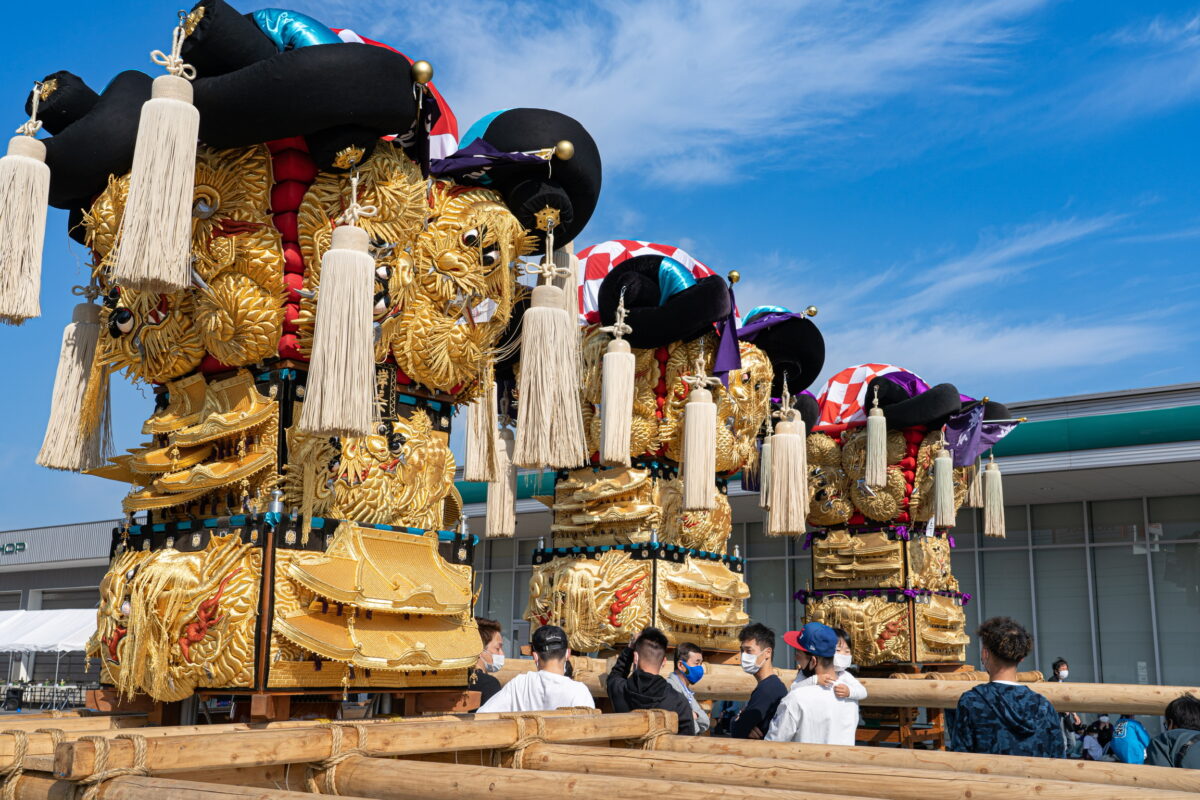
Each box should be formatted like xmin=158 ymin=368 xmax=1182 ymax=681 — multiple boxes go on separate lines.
xmin=0 ymin=0 xmax=1022 ymax=708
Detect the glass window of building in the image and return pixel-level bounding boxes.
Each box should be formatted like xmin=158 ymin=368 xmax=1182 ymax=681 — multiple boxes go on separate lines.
xmin=984 ymin=504 xmax=1029 ymax=547
xmin=1092 ymin=546 xmax=1155 ymax=685
xmin=979 ymin=549 xmax=1034 ymax=669
xmin=1031 ymin=502 xmax=1085 ymax=546
xmin=746 ymin=559 xmax=789 ymax=667
xmin=1091 ymin=499 xmax=1142 ymax=544
xmin=1149 ymin=495 xmax=1200 ymax=541
xmin=1152 ymin=540 xmax=1200 ymax=688
xmin=1033 ymin=547 xmax=1095 ymax=681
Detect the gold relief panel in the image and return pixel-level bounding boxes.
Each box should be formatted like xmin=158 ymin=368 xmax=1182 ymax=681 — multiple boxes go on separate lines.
xmin=657 ymin=479 xmax=731 ymax=555
xmin=914 ymin=594 xmax=969 ymax=663
xmin=806 ymin=433 xmax=853 ymax=527
xmin=654 ymin=557 xmax=749 ymax=652
xmin=525 ymin=550 xmax=653 ymax=654
xmin=812 ymin=529 xmax=905 ymax=590
xmin=906 ymin=535 xmax=960 ymax=593
xmin=909 ymin=431 xmax=970 ymax=523
xmin=89 ymin=533 xmax=261 ymax=702
xmin=805 ymin=595 xmax=912 ymax=667
xmin=547 ymin=467 xmax=659 ymax=547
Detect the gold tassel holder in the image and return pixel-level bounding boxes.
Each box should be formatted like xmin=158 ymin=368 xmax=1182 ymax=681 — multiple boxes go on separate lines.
xmin=37 ymin=296 xmax=113 ymax=471
xmin=111 ymin=18 xmax=199 ymax=293
xmin=865 ymin=386 xmax=887 ymax=488
xmin=298 ymin=174 xmax=377 ymax=438
xmin=933 ymin=436 xmax=955 ymax=527
xmin=984 ymin=454 xmax=1005 ymax=538
xmin=486 ymin=427 xmax=516 ymax=537
xmin=0 ymin=83 xmax=50 ymax=325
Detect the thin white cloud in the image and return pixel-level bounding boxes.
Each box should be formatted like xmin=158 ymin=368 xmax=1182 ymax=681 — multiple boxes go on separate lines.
xmin=305 ymin=0 xmax=1046 ymax=184
xmin=1116 ymin=225 xmax=1200 ymax=244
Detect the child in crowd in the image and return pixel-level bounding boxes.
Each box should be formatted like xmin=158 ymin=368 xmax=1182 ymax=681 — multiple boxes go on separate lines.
xmin=791 ymin=627 xmax=867 ymax=703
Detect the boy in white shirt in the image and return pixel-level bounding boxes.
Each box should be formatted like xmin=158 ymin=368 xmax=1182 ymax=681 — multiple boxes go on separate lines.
xmin=477 ymin=625 xmax=595 ymax=713
xmin=791 ymin=627 xmax=867 ymax=701
xmin=766 ymin=622 xmax=857 ymax=745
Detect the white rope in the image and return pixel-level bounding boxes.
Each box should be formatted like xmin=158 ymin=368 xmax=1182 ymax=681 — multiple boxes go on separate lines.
xmin=599 ymin=288 xmax=632 ymax=340
xmin=336 ymin=171 xmax=379 ymax=225
xmin=150 ymin=15 xmax=198 ymax=81
xmin=15 ymin=82 xmax=42 ymax=137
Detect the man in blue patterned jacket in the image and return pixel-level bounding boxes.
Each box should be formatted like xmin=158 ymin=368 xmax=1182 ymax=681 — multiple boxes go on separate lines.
xmin=950 ymin=617 xmax=1065 ymax=758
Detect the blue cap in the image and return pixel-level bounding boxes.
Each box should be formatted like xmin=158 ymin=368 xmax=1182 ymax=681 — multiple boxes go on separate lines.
xmin=783 ymin=622 xmax=837 ymax=659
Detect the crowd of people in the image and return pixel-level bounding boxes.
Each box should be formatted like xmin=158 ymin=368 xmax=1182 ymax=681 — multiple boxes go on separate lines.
xmin=466 ymin=614 xmax=1199 ymax=769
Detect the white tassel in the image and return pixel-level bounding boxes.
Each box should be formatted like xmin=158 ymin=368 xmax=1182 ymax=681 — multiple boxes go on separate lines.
xmin=865 ymin=395 xmax=888 ymax=488
xmin=486 ymin=428 xmax=516 ymax=538
xmin=682 ymin=388 xmax=717 ymax=510
xmin=758 ymin=433 xmax=773 ymax=510
xmin=966 ymin=457 xmax=984 ymax=508
xmin=512 ymin=283 xmax=586 ymax=469
xmin=933 ymin=442 xmax=955 ymax=527
xmin=297 ymin=224 xmax=375 ymax=437
xmin=464 ymin=383 xmax=498 ymax=482
xmin=600 ymin=337 xmax=634 ymax=466
xmin=36 ymin=301 xmax=112 ymax=471
xmin=110 ymin=70 xmax=198 ymax=293
xmin=553 ymin=244 xmax=580 ymax=321
xmin=767 ymin=419 xmax=808 ymax=535
xmin=0 ymin=131 xmax=48 ymax=324
xmin=984 ymin=455 xmax=1005 ymax=538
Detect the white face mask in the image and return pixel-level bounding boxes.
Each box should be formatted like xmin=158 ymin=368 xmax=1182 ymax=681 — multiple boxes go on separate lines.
xmin=741 ymin=652 xmax=762 ymax=674
xmin=484 ymin=652 xmax=505 ymax=673
xmin=1058 ymin=670 xmax=1069 ymax=680
xmin=833 ymin=653 xmax=853 ymax=671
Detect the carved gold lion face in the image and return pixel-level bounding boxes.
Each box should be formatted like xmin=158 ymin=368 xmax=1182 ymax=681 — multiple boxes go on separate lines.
xmin=98 ymin=287 xmax=206 ymax=383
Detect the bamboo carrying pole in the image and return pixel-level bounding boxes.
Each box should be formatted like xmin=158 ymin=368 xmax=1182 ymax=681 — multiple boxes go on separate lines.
xmin=516 ymin=742 xmax=1199 ymax=800
xmin=317 ymin=756 xmax=871 ymax=800
xmin=11 ymin=772 xmax=356 ymax=800
xmin=53 ymin=712 xmax=665 ymax=780
xmin=655 ymin=735 xmax=1200 ymax=794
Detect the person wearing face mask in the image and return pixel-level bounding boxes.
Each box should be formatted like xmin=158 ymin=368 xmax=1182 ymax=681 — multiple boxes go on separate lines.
xmin=791 ymin=629 xmax=866 ymax=697
xmin=666 ymin=642 xmax=711 ymax=735
xmin=949 ymin=617 xmax=1063 ymax=758
xmin=476 ymin=625 xmax=595 ymax=713
xmin=731 ymin=623 xmax=788 ymax=739
xmin=469 ymin=617 xmax=505 ymax=706
xmin=766 ymin=622 xmax=852 ymax=745
xmin=1049 ymin=657 xmax=1083 ymax=755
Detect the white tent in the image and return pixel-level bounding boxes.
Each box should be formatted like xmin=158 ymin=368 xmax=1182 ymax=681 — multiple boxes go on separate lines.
xmin=0 ymin=609 xmax=97 ymax=652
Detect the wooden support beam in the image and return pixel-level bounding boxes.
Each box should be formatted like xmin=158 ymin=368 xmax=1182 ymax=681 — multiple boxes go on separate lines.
xmin=516 ymin=742 xmax=1197 ymax=800
xmin=11 ymin=772 xmax=350 ymax=800
xmin=0 ymin=716 xmax=147 ymax=733
xmin=655 ymin=735 xmax=1200 ymax=794
xmin=52 ymin=712 xmax=668 ymax=780
xmin=319 ymin=756 xmax=868 ymax=800
xmin=494 ymin=658 xmax=1200 ymax=713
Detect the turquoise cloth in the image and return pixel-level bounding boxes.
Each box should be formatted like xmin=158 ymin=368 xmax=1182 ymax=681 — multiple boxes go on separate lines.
xmin=458 ymin=109 xmax=509 ymax=151
xmin=657 ymin=257 xmax=696 ymax=305
xmin=250 ymin=9 xmax=341 ymax=50
xmin=742 ymin=305 xmax=789 ymax=324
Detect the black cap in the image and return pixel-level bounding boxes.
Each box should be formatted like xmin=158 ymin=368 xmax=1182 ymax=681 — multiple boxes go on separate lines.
xmin=531 ymin=625 xmax=569 ymax=653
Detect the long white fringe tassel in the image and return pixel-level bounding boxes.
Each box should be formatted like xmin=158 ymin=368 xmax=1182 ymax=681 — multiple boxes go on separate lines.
xmin=487 ymin=427 xmax=516 ymax=537
xmin=865 ymin=388 xmax=887 ymax=488
xmin=464 ymin=380 xmax=498 ymax=482
xmin=553 ymin=243 xmax=580 ymax=321
xmin=512 ymin=283 xmax=586 ymax=469
xmin=983 ymin=455 xmax=1006 ymax=538
xmin=37 ymin=301 xmax=112 ymax=471
xmin=966 ymin=456 xmax=984 ymax=508
xmin=0 ymin=84 xmax=50 ymax=325
xmin=111 ymin=22 xmax=199 ymax=293
xmin=767 ymin=417 xmax=808 ymax=535
xmin=298 ymin=224 xmax=376 ymax=437
xmin=599 ymin=290 xmax=634 ymax=466
xmin=758 ymin=432 xmax=773 ymax=511
xmin=933 ymin=439 xmax=956 ymax=527
xmin=682 ymin=387 xmax=717 ymax=510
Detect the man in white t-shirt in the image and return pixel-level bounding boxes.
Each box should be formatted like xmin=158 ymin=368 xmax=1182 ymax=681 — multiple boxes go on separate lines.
xmin=766 ymin=622 xmax=855 ymax=745
xmin=477 ymin=625 xmax=595 ymax=713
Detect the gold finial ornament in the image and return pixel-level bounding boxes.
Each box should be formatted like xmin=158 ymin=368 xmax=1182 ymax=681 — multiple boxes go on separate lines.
xmin=805 ymin=305 xmax=818 ymax=317
xmin=727 ymin=270 xmax=741 ymax=285
xmin=411 ymin=60 xmax=434 ymax=85
xmin=554 ymin=140 xmax=575 ymax=161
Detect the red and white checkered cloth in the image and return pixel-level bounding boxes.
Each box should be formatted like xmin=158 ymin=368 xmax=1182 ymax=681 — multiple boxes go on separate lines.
xmin=576 ymin=240 xmax=715 ymax=324
xmin=814 ymin=363 xmax=916 ymax=431
xmin=333 ymin=28 xmax=459 ymax=160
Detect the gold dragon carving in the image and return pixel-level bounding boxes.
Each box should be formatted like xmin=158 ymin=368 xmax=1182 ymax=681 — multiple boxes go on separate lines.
xmin=805 ymin=595 xmax=911 ymax=667
xmin=89 ymin=533 xmax=261 ymax=701
xmin=526 ymin=549 xmax=653 ymax=653
xmin=806 ymin=432 xmax=853 ymax=527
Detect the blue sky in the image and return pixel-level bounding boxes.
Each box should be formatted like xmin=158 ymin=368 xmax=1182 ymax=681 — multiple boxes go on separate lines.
xmin=1 ymin=0 xmax=1197 ymax=527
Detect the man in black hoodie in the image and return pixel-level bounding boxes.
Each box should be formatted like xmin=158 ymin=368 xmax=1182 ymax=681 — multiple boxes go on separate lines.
xmin=607 ymin=626 xmax=697 ymax=736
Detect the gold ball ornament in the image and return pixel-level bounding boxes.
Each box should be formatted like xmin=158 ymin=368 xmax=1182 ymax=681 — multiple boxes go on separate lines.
xmin=554 ymin=140 xmax=575 ymax=160
xmin=727 ymin=270 xmax=741 ymax=285
xmin=805 ymin=305 xmax=819 ymax=317
xmin=411 ymin=60 xmax=434 ymax=85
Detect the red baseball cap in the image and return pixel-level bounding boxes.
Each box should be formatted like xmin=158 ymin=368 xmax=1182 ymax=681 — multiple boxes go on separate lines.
xmin=783 ymin=622 xmax=837 ymax=658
